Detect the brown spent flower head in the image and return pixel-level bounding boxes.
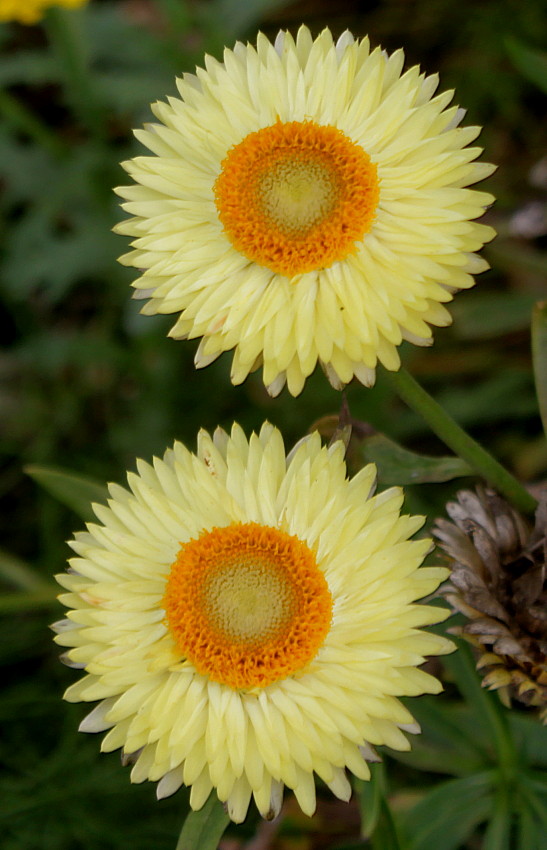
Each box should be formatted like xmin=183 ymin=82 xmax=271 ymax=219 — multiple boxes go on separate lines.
xmin=434 ymin=487 xmax=547 ymax=721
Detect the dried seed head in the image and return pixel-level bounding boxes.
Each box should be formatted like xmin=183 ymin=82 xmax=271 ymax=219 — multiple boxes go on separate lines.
xmin=434 ymin=487 xmax=547 ymax=722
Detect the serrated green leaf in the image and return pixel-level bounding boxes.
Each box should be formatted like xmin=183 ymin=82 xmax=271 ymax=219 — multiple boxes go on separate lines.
xmin=360 ymin=434 xmax=472 ymax=486
xmin=506 ymin=37 xmax=547 ymax=94
xmin=25 ymin=465 xmax=108 ymax=521
xmin=401 ymin=772 xmax=494 ymax=850
xmin=175 ymin=793 xmax=229 ymax=850
xmin=531 ymin=301 xmax=547 ymax=439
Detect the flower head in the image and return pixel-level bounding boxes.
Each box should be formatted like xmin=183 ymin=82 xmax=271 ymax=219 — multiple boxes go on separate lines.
xmin=0 ymin=0 xmax=87 ymax=24
xmin=435 ymin=487 xmax=547 ymax=721
xmin=116 ymin=26 xmax=495 ymax=396
xmin=54 ymin=423 xmax=452 ymax=822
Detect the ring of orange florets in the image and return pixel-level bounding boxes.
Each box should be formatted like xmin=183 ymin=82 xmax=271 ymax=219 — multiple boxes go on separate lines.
xmin=214 ymin=120 xmax=379 ymax=278
xmin=163 ymin=522 xmax=333 ymax=690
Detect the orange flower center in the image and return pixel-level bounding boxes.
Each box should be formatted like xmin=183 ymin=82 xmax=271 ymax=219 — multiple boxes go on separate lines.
xmin=214 ymin=120 xmax=379 ymax=278
xmin=163 ymin=522 xmax=333 ymax=690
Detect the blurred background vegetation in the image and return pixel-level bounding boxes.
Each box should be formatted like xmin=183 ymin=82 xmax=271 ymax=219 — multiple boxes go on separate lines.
xmin=1 ymin=0 xmax=547 ymax=847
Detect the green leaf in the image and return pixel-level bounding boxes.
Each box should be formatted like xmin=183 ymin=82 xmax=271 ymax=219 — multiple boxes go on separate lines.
xmin=175 ymin=793 xmax=229 ymax=850
xmin=25 ymin=464 xmax=108 ymax=521
xmin=389 ymin=698 xmax=490 ymax=776
xmin=506 ymin=37 xmax=547 ymax=94
xmin=450 ymin=292 xmax=538 ymax=339
xmin=356 ymin=764 xmax=406 ymax=849
xmin=372 ymin=798 xmax=406 ymax=850
xmin=517 ymin=801 xmax=545 ymax=850
xmin=510 ymin=714 xmax=547 ymax=769
xmin=482 ymin=787 xmax=512 ymax=850
xmin=356 ymin=763 xmax=384 ymax=838
xmin=360 ymin=434 xmax=472 ymax=486
xmin=531 ymin=301 xmax=547 ymax=439
xmin=401 ymin=772 xmax=494 ymax=850
xmin=0 ymin=588 xmax=59 ymax=614
xmin=213 ymin=0 xmax=292 ymax=37
xmin=0 ymin=549 xmax=50 ymax=591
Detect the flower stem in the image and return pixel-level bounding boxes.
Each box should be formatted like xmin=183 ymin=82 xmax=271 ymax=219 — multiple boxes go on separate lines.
xmin=385 ymin=367 xmax=537 ymax=515
xmin=175 ymin=794 xmax=229 ymax=850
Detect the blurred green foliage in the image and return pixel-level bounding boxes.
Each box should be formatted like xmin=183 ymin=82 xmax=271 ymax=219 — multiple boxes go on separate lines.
xmin=1 ymin=1 xmax=547 ymax=848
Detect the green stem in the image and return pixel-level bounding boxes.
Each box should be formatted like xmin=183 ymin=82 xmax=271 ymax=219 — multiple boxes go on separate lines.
xmin=175 ymin=794 xmax=229 ymax=850
xmin=385 ymin=367 xmax=537 ymax=515
xmin=44 ymin=7 xmax=105 ymax=140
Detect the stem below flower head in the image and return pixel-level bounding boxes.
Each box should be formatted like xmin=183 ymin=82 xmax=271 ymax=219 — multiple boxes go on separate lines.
xmin=385 ymin=367 xmax=537 ymax=516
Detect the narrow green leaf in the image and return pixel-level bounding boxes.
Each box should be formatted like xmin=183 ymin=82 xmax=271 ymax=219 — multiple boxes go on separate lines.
xmin=402 ymin=772 xmax=494 ymax=850
xmin=506 ymin=37 xmax=547 ymax=94
xmin=531 ymin=301 xmax=547 ymax=439
xmin=450 ymin=292 xmax=538 ymax=339
xmin=214 ymin=0 xmax=291 ymax=37
xmin=360 ymin=433 xmax=472 ymax=486
xmin=356 ymin=763 xmax=384 ymax=838
xmin=356 ymin=765 xmax=406 ymax=850
xmin=520 ymin=776 xmax=547 ymax=826
xmin=175 ymin=794 xmax=229 ymax=850
xmin=442 ymin=644 xmax=519 ymax=773
xmin=482 ymin=786 xmax=512 ymax=850
xmin=389 ymin=697 xmax=490 ymax=775
xmin=510 ymin=714 xmax=547 ymax=769
xmin=0 ymin=588 xmax=59 ymax=614
xmin=25 ymin=464 xmax=108 ymax=521
xmin=517 ymin=801 xmax=544 ymax=850
xmin=372 ymin=798 xmax=406 ymax=850
xmin=0 ymin=549 xmax=50 ymax=591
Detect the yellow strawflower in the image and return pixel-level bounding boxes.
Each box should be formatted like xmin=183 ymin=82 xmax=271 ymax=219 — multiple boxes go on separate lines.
xmin=116 ymin=26 xmax=495 ymax=396
xmin=54 ymin=423 xmax=453 ymax=822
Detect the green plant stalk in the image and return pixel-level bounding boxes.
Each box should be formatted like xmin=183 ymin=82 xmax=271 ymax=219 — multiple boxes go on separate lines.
xmin=385 ymin=367 xmax=537 ymax=515
xmin=44 ymin=7 xmax=105 ymax=140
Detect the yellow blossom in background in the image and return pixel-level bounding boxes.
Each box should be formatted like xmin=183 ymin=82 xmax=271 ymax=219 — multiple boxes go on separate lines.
xmin=0 ymin=0 xmax=87 ymax=24
xmin=116 ymin=26 xmax=496 ymax=396
xmin=54 ymin=423 xmax=453 ymax=823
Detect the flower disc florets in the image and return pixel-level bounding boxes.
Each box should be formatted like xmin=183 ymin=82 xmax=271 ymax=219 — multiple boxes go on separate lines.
xmin=116 ymin=26 xmax=496 ymax=396
xmin=54 ymin=423 xmax=452 ymax=823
